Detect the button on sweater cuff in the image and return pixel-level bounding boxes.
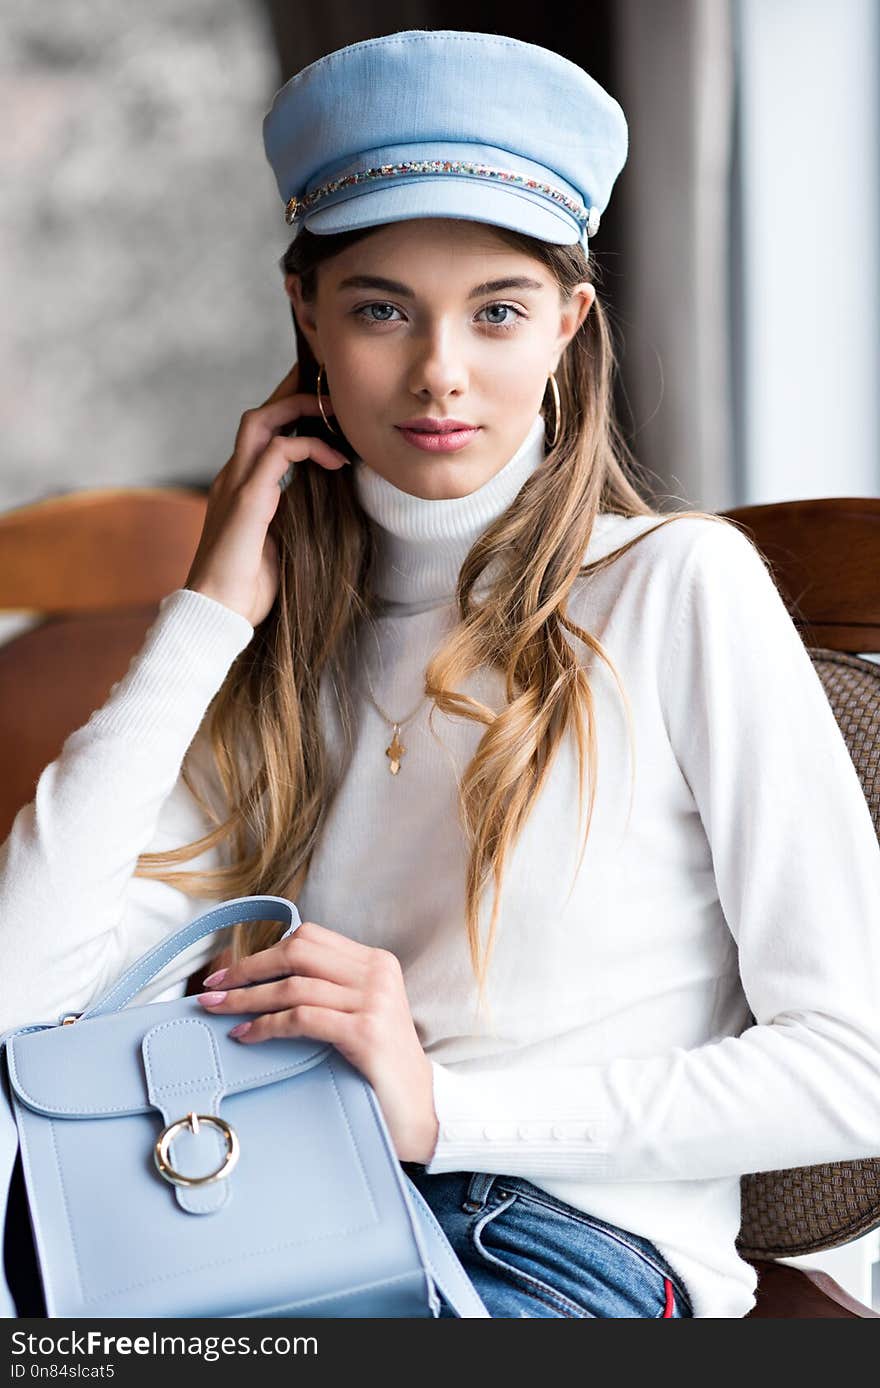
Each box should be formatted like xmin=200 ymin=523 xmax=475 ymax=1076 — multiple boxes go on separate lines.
xmin=424 ymin=1059 xmax=612 ymax=1179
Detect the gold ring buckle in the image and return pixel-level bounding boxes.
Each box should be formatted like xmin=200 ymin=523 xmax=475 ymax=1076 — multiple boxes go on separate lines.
xmin=153 ymin=1111 xmax=240 ymax=1187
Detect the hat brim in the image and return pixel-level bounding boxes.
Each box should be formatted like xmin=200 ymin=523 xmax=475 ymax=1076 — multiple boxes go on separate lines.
xmin=301 ymin=175 xmax=583 ymax=248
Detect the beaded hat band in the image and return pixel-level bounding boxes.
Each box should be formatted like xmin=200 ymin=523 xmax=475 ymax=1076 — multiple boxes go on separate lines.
xmin=284 ymin=159 xmax=601 ymax=240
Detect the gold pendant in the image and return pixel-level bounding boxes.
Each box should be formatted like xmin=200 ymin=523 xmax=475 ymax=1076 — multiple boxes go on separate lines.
xmin=386 ymin=725 xmax=406 ymax=775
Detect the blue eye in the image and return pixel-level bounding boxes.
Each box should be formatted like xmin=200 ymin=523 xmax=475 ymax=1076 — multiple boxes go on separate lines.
xmin=354 ymin=302 xmax=525 ymax=332
xmin=478 ymin=303 xmax=524 ymax=331
xmin=357 ymin=303 xmax=401 ymax=324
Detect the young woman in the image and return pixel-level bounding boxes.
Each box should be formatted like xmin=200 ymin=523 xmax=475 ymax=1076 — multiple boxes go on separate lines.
xmin=2 ymin=30 xmax=879 ymax=1320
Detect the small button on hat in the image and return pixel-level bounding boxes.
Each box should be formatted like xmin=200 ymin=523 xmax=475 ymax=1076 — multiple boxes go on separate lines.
xmin=262 ymin=28 xmax=628 ymax=258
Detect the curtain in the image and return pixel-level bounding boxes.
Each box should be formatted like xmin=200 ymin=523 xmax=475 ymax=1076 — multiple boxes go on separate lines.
xmin=613 ymin=0 xmax=736 ymax=510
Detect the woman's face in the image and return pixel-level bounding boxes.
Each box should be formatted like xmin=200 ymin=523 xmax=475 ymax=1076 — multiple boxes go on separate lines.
xmin=286 ymin=218 xmax=595 ymax=500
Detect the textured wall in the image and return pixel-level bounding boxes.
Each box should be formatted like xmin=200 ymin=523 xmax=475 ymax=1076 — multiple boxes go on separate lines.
xmin=1 ymin=0 xmax=294 ymax=509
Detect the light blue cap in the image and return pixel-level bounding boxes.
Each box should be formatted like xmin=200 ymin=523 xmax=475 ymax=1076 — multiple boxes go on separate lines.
xmin=262 ymin=29 xmax=628 ymax=258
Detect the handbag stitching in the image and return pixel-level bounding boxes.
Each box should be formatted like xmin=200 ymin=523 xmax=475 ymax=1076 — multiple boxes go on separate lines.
xmin=228 ymin=1268 xmax=430 ymax=1316
xmin=138 ymin=1077 xmax=217 ymax=1092
xmin=54 ymin=1194 xmax=389 ymax=1303
xmin=45 ymin=1108 xmax=86 ymax=1300
xmin=326 ymin=1057 xmax=381 ymax=1221
xmin=142 ymin=1018 xmax=223 ymax=1096
xmin=9 ymin=1034 xmax=331 ymax=1114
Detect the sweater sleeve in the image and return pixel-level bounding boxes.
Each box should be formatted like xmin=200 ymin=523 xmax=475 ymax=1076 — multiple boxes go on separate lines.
xmin=424 ymin=521 xmax=880 ymax=1182
xmin=0 ymin=588 xmax=254 ymax=1032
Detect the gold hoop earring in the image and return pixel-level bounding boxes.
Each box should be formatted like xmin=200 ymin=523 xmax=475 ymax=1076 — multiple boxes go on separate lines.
xmin=316 ymin=361 xmax=339 ymax=435
xmin=545 ymin=370 xmax=562 ymax=448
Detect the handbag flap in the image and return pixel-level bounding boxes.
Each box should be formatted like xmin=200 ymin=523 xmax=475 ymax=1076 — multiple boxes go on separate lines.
xmin=6 ymin=995 xmax=332 ymax=1118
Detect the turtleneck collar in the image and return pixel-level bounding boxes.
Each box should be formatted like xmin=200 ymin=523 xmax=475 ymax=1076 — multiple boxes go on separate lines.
xmin=352 ymin=411 xmax=546 ymax=613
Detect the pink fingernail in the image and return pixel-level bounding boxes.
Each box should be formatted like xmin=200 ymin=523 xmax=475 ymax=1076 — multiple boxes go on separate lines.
xmin=202 ymin=968 xmax=228 ymax=987
xmin=197 ymin=991 xmax=227 ymax=1005
xmin=228 ymin=1022 xmax=252 ymax=1040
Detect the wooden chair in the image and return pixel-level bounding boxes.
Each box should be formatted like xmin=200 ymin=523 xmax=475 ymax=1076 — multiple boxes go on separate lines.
xmin=0 ymin=488 xmax=208 ymax=845
xmin=1 ymin=487 xmax=878 ymax=1317
xmin=717 ymin=496 xmax=880 ymax=1318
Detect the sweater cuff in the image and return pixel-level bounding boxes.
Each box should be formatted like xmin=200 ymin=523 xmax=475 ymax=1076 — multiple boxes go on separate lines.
xmin=423 ymin=1059 xmax=612 ymax=1178
xmin=76 ymin=588 xmax=254 ymax=744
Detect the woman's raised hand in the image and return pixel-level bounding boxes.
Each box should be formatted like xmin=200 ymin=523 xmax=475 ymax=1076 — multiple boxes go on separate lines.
xmin=184 ymin=361 xmax=348 ymax=627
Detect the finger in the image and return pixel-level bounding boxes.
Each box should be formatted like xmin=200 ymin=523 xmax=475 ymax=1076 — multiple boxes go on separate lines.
xmin=208 ymin=935 xmax=364 ymax=993
xmin=227 ymin=434 xmax=348 ymax=513
xmin=257 ymin=433 xmax=349 ymax=483
xmin=284 ymin=919 xmax=370 ymax=961
xmin=198 ymin=975 xmax=358 ymax=1014
xmin=230 ymin=1004 xmax=357 ymax=1046
xmin=241 ymin=393 xmax=335 ymax=441
xmin=272 ymin=936 xmax=367 ymax=988
xmin=203 ymin=922 xmax=364 ymax=988
xmin=226 ymin=399 xmax=344 ymax=489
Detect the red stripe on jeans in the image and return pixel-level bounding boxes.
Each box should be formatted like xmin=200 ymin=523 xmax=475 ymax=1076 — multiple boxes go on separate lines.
xmin=662 ymin=1277 xmax=675 ymax=1317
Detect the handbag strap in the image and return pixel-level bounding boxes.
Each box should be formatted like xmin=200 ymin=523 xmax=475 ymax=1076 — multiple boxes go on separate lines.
xmin=403 ymin=1177 xmax=489 ymax=1316
xmin=77 ymin=895 xmax=302 ymax=1023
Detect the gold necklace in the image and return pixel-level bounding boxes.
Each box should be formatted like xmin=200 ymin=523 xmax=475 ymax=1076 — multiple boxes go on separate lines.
xmin=362 ymin=665 xmax=426 ymax=775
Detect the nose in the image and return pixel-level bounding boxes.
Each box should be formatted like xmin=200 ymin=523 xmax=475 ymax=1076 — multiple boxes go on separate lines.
xmin=405 ymin=322 xmax=469 ymax=402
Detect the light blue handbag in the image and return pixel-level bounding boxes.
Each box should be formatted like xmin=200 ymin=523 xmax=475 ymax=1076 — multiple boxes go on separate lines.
xmin=0 ymin=895 xmax=489 ymax=1318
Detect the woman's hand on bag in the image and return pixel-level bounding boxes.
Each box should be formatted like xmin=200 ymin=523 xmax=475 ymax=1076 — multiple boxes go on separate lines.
xmin=184 ymin=361 xmax=349 ymax=628
xmin=194 ymin=921 xmax=440 ymax=1164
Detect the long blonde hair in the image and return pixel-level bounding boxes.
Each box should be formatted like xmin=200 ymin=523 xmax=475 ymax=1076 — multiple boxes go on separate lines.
xmin=134 ymin=222 xmax=744 ymax=1022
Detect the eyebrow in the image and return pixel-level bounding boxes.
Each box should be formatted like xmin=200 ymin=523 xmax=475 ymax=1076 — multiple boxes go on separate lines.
xmin=334 ymin=274 xmax=546 ymax=299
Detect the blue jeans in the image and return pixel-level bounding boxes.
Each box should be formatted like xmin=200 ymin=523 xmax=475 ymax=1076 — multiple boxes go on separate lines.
xmin=402 ymin=1164 xmax=694 ymax=1318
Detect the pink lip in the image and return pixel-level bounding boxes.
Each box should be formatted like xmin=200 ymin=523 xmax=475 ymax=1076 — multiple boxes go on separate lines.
xmin=396 ymin=426 xmax=481 ymax=453
xmin=398 ymin=417 xmax=475 ymax=432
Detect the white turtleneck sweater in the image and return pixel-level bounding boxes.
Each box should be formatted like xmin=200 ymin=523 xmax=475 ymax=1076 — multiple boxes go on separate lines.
xmin=2 ymin=411 xmax=880 ymax=1319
